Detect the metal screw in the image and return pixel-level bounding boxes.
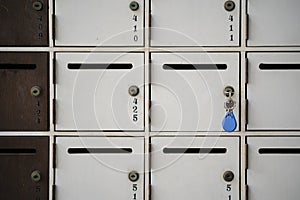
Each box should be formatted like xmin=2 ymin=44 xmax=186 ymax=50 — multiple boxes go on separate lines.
xmin=224 ymin=0 xmax=235 ymax=12
xmin=31 ymin=170 xmax=41 ymax=182
xmin=31 ymin=86 xmax=41 ymax=97
xmin=33 ymin=1 xmax=43 ymax=11
xmin=128 ymin=85 xmax=139 ymax=96
xmin=223 ymin=171 xmax=234 ymax=182
xmin=128 ymin=171 xmax=139 ymax=182
xmin=223 ymin=86 xmax=235 ymax=97
xmin=129 ymin=1 xmax=140 ymax=11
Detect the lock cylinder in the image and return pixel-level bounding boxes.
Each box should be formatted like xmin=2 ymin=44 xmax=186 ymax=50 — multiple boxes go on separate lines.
xmin=129 ymin=1 xmax=140 ymax=11
xmin=224 ymin=0 xmax=235 ymax=12
xmin=33 ymin=1 xmax=43 ymax=11
xmin=31 ymin=86 xmax=41 ymax=97
xmin=31 ymin=170 xmax=41 ymax=182
xmin=223 ymin=86 xmax=235 ymax=97
xmin=223 ymin=171 xmax=234 ymax=182
xmin=128 ymin=171 xmax=139 ymax=182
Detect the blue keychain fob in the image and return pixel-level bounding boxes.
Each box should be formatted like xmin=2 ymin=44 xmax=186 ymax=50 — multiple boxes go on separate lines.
xmin=222 ymin=111 xmax=237 ymax=132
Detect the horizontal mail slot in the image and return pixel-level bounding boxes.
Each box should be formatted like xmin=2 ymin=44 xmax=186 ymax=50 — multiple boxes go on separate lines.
xmin=259 ymin=148 xmax=300 ymax=154
xmin=0 ymin=148 xmax=36 ymax=155
xmin=0 ymin=64 xmax=37 ymax=70
xmin=68 ymin=63 xmax=133 ymax=70
xmin=163 ymin=148 xmax=227 ymax=154
xmin=163 ymin=64 xmax=227 ymax=70
xmin=68 ymin=148 xmax=133 ymax=154
xmin=259 ymin=63 xmax=300 ymax=70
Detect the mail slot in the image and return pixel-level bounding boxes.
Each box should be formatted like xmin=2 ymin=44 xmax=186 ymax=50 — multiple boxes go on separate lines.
xmin=0 ymin=137 xmax=49 ymax=200
xmin=247 ymin=137 xmax=300 ymax=200
xmin=150 ymin=53 xmax=239 ymax=132
xmin=151 ymin=137 xmax=239 ymax=200
xmin=247 ymin=53 xmax=300 ymax=130
xmin=55 ymin=137 xmax=144 ymax=200
xmin=151 ymin=0 xmax=240 ymax=46
xmin=0 ymin=52 xmax=49 ymax=131
xmin=55 ymin=0 xmax=144 ymax=46
xmin=247 ymin=0 xmax=300 ymax=46
xmin=55 ymin=53 xmax=144 ymax=131
xmin=0 ymin=0 xmax=48 ymax=46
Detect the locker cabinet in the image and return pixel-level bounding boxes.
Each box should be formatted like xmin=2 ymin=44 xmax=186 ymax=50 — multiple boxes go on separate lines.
xmin=55 ymin=137 xmax=144 ymax=200
xmin=151 ymin=137 xmax=239 ymax=200
xmin=55 ymin=53 xmax=144 ymax=131
xmin=54 ymin=0 xmax=144 ymax=46
xmin=0 ymin=137 xmax=49 ymax=200
xmin=247 ymin=137 xmax=300 ymax=200
xmin=151 ymin=53 xmax=239 ymax=132
xmin=151 ymin=0 xmax=240 ymax=46
xmin=247 ymin=53 xmax=300 ymax=130
xmin=247 ymin=0 xmax=300 ymax=46
xmin=0 ymin=0 xmax=48 ymax=46
xmin=0 ymin=52 xmax=49 ymax=131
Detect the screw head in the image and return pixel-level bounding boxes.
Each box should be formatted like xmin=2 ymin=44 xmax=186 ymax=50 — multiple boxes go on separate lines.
xmin=129 ymin=1 xmax=140 ymax=11
xmin=31 ymin=170 xmax=41 ymax=182
xmin=224 ymin=0 xmax=235 ymax=12
xmin=128 ymin=171 xmax=139 ymax=182
xmin=223 ymin=171 xmax=234 ymax=182
xmin=33 ymin=1 xmax=43 ymax=11
xmin=128 ymin=85 xmax=139 ymax=96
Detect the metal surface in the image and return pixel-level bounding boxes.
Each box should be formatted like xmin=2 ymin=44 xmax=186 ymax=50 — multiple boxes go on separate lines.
xmin=247 ymin=137 xmax=300 ymax=200
xmin=55 ymin=52 xmax=144 ymax=131
xmin=55 ymin=137 xmax=144 ymax=200
xmin=151 ymin=0 xmax=240 ymax=46
xmin=0 ymin=137 xmax=49 ymax=200
xmin=55 ymin=0 xmax=144 ymax=46
xmin=0 ymin=52 xmax=49 ymax=131
xmin=0 ymin=0 xmax=48 ymax=46
xmin=151 ymin=137 xmax=239 ymax=200
xmin=247 ymin=0 xmax=300 ymax=46
xmin=151 ymin=53 xmax=239 ymax=131
xmin=247 ymin=53 xmax=300 ymax=130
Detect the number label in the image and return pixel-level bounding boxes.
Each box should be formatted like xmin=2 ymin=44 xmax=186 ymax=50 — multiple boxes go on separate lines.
xmin=132 ymin=98 xmax=138 ymax=122
xmin=132 ymin=184 xmax=138 ymax=200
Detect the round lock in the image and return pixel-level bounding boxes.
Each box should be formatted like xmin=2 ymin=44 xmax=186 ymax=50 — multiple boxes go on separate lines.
xmin=128 ymin=85 xmax=139 ymax=96
xmin=223 ymin=171 xmax=234 ymax=182
xmin=224 ymin=0 xmax=235 ymax=12
xmin=128 ymin=171 xmax=139 ymax=182
xmin=31 ymin=170 xmax=41 ymax=182
xmin=31 ymin=86 xmax=41 ymax=97
xmin=33 ymin=1 xmax=43 ymax=11
xmin=223 ymin=86 xmax=235 ymax=97
xmin=129 ymin=1 xmax=139 ymax=11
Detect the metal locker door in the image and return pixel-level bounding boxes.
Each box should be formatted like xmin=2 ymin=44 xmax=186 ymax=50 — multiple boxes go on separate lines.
xmin=247 ymin=137 xmax=300 ymax=200
xmin=54 ymin=0 xmax=144 ymax=46
xmin=151 ymin=137 xmax=239 ymax=200
xmin=150 ymin=53 xmax=239 ymax=132
xmin=0 ymin=0 xmax=48 ymax=46
xmin=151 ymin=0 xmax=240 ymax=46
xmin=0 ymin=52 xmax=49 ymax=131
xmin=55 ymin=137 xmax=144 ymax=200
xmin=247 ymin=0 xmax=300 ymax=46
xmin=247 ymin=53 xmax=300 ymax=130
xmin=0 ymin=137 xmax=49 ymax=200
xmin=55 ymin=53 xmax=144 ymax=131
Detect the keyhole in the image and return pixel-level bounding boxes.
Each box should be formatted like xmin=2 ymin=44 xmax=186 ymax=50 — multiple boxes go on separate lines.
xmin=224 ymin=1 xmax=235 ymax=12
xmin=129 ymin=1 xmax=140 ymax=11
xmin=223 ymin=86 xmax=235 ymax=97
xmin=128 ymin=171 xmax=139 ymax=182
xmin=33 ymin=1 xmax=43 ymax=11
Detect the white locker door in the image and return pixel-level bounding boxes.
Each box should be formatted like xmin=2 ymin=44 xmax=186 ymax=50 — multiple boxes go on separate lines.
xmin=247 ymin=0 xmax=300 ymax=46
xmin=151 ymin=53 xmax=239 ymax=132
xmin=151 ymin=0 xmax=240 ymax=46
xmin=55 ymin=0 xmax=144 ymax=46
xmin=55 ymin=137 xmax=144 ymax=200
xmin=151 ymin=137 xmax=239 ymax=200
xmin=247 ymin=137 xmax=300 ymax=200
xmin=247 ymin=53 xmax=300 ymax=130
xmin=55 ymin=53 xmax=144 ymax=131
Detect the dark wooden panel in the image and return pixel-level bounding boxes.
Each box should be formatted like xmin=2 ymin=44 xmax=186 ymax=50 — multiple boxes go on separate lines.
xmin=0 ymin=52 xmax=49 ymax=131
xmin=0 ymin=0 xmax=49 ymax=46
xmin=0 ymin=137 xmax=49 ymax=200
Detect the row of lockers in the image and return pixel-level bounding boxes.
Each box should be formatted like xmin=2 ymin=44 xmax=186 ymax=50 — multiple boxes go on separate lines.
xmin=1 ymin=0 xmax=299 ymax=46
xmin=0 ymin=136 xmax=299 ymax=200
xmin=1 ymin=52 xmax=300 ymax=131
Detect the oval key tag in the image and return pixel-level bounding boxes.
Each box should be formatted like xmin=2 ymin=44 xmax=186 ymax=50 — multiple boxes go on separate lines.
xmin=222 ymin=111 xmax=237 ymax=132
